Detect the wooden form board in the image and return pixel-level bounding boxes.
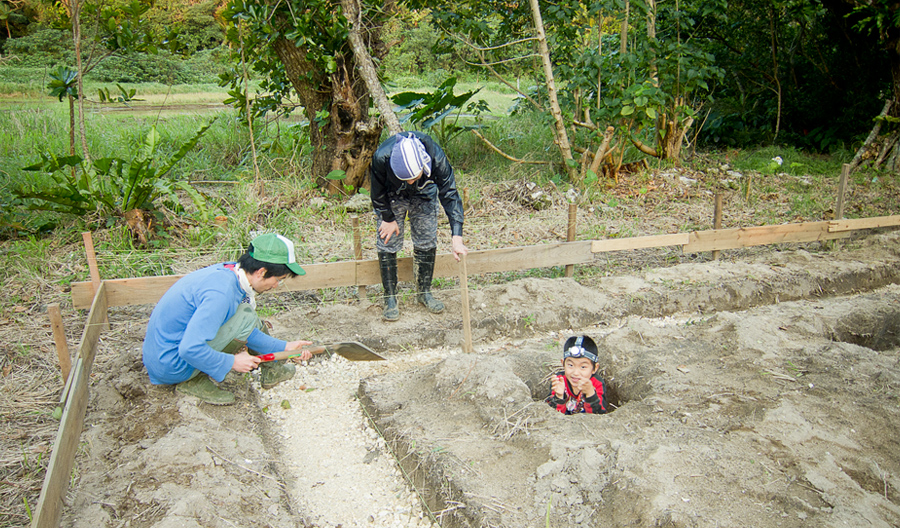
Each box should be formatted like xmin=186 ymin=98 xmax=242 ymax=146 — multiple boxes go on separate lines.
xmin=71 ymin=241 xmax=596 ymax=309
xmin=827 ymin=215 xmax=900 ymax=232
xmin=69 ymin=215 xmax=900 ymax=310
xmin=682 ymin=220 xmax=852 ymax=253
xmin=33 ymin=282 xmax=108 ymax=528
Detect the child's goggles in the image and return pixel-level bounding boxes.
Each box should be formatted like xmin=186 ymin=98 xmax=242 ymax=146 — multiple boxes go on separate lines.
xmin=564 ymin=345 xmax=598 ymax=363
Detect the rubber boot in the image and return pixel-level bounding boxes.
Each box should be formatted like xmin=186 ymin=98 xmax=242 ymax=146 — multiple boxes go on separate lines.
xmin=259 ymin=360 xmax=296 ymax=389
xmin=378 ymin=251 xmax=400 ymax=321
xmin=176 ymin=374 xmax=235 ymax=405
xmin=414 ymin=247 xmax=444 ymax=314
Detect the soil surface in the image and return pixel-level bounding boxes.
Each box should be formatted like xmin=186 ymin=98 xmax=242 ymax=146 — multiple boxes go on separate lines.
xmin=57 ymin=228 xmax=900 ymax=528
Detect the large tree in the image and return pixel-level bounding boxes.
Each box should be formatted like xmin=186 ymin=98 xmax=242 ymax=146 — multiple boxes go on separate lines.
xmin=219 ymin=0 xmax=398 ymax=192
xmin=415 ymin=0 xmax=720 ymax=175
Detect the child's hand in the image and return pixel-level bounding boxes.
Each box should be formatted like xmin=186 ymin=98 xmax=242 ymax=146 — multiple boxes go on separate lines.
xmin=551 ymin=375 xmax=566 ymax=398
xmin=573 ymin=378 xmax=595 ymax=398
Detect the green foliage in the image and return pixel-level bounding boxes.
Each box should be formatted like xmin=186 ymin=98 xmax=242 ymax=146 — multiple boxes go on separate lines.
xmin=696 ymin=0 xmax=890 ymax=151
xmin=47 ymin=66 xmax=77 ymax=101
xmin=381 ymin=13 xmax=452 ymax=78
xmin=91 ymin=50 xmax=217 ymax=84
xmin=392 ymin=76 xmax=489 ymax=146
xmin=146 ymin=0 xmax=224 ymax=54
xmin=218 ymin=0 xmax=351 ymax=113
xmin=16 ymin=121 xmax=216 ymax=222
xmin=2 ymin=28 xmax=74 ymax=67
xmin=97 ymin=83 xmax=137 ymax=104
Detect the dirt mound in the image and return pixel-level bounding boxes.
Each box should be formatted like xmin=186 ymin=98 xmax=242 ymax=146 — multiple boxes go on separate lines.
xmin=58 ymin=231 xmax=900 ymax=528
xmin=360 ymin=286 xmax=900 ymax=526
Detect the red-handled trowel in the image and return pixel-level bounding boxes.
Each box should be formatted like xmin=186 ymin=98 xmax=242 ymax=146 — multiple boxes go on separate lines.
xmin=257 ymin=341 xmax=385 ymax=362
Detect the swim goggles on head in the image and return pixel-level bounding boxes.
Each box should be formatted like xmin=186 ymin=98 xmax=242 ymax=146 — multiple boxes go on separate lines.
xmin=564 ymin=345 xmax=598 ymax=363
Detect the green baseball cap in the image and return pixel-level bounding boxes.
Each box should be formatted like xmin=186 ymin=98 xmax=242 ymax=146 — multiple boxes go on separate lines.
xmin=249 ymin=233 xmax=306 ymax=275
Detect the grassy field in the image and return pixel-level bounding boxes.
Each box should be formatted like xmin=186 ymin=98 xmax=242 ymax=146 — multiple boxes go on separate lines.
xmin=0 ymin=82 xmax=892 ymax=298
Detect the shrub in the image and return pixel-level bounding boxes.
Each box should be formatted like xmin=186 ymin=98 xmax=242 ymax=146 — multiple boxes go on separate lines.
xmin=3 ymin=28 xmax=73 ymax=68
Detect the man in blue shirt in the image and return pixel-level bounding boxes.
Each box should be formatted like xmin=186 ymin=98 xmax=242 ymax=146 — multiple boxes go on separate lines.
xmin=142 ymin=233 xmax=313 ymax=405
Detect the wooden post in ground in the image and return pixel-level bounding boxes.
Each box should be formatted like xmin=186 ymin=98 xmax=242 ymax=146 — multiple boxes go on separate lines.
xmin=712 ymin=193 xmax=723 ymax=260
xmin=565 ymin=203 xmax=577 ymax=277
xmin=836 ymin=164 xmax=849 ymax=221
xmin=81 ymin=231 xmax=108 ymax=329
xmin=830 ymin=164 xmax=851 ymax=251
xmin=351 ymin=216 xmax=366 ymax=301
xmin=458 ymin=254 xmax=474 ymax=354
xmin=47 ymin=304 xmax=71 ymax=383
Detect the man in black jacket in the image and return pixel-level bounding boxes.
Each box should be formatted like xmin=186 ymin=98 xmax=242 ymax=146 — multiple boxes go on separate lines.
xmin=369 ymin=131 xmax=468 ymax=321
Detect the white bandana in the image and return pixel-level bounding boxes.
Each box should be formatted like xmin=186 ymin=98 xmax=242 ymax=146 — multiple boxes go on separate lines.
xmin=233 ymin=264 xmax=256 ymax=309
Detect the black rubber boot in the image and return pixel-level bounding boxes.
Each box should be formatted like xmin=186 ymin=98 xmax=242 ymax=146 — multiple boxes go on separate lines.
xmin=414 ymin=247 xmax=444 ymax=314
xmin=378 ymin=251 xmax=400 ymax=321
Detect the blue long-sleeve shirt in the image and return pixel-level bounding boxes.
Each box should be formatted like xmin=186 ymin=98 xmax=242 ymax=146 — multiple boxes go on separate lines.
xmin=142 ymin=263 xmax=286 ymax=385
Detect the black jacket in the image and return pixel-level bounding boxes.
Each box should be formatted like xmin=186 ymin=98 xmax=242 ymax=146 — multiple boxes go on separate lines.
xmin=369 ymin=131 xmax=464 ymax=237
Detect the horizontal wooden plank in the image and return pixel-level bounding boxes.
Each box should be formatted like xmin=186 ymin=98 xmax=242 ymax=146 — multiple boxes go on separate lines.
xmin=72 ymin=242 xmax=595 ymax=308
xmin=683 ymin=221 xmax=851 ymax=253
xmin=72 ymin=275 xmax=182 ymax=309
xmin=73 ymin=211 xmax=898 ymax=310
xmin=827 ymin=215 xmax=900 ymax=232
xmin=439 ymin=241 xmax=594 ymax=277
xmin=592 ymin=233 xmax=690 ymax=253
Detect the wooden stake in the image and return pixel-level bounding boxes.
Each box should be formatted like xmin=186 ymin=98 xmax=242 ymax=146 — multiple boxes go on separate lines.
xmin=830 ymin=163 xmax=851 ymax=251
xmin=351 ymin=216 xmax=366 ymax=301
xmin=458 ymin=254 xmax=474 ymax=354
xmin=836 ymin=164 xmax=849 ymax=221
xmin=82 ymin=232 xmax=101 ymax=293
xmin=712 ymin=193 xmax=723 ymax=260
xmin=47 ymin=303 xmax=71 ymax=382
xmin=81 ymin=231 xmax=108 ymax=329
xmin=565 ymin=203 xmax=577 ymax=277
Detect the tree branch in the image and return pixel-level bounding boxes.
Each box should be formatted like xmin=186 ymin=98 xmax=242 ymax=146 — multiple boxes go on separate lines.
xmin=470 ymin=130 xmax=551 ymax=165
xmin=342 ymin=0 xmax=401 ymax=135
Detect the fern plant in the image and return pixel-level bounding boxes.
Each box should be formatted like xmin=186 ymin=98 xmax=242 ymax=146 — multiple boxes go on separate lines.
xmin=17 ymin=120 xmax=216 ymax=225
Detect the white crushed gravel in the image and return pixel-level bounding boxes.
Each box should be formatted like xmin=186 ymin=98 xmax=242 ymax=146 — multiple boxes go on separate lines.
xmin=255 ymin=348 xmax=453 ymax=528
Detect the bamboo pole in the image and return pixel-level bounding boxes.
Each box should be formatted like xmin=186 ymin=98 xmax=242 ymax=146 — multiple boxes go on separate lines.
xmin=458 ymin=254 xmax=474 ymax=354
xmin=565 ymin=203 xmax=577 ymax=277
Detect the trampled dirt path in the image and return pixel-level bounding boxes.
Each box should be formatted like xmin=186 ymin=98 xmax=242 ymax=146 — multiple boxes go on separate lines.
xmin=58 ymin=229 xmax=900 ymax=528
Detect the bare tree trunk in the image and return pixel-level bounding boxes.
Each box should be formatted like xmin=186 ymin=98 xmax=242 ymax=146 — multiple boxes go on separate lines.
xmin=71 ymin=0 xmax=89 ymax=162
xmin=239 ymin=23 xmax=262 ymax=195
xmin=527 ymin=0 xmax=577 ymax=180
xmin=588 ymin=126 xmax=616 ymax=176
xmin=647 ymin=0 xmax=657 ymax=85
xmin=272 ymin=33 xmax=382 ymax=193
xmin=849 ymin=99 xmax=892 ymax=172
xmin=620 ymin=0 xmax=629 ymax=54
xmin=769 ymin=11 xmax=782 ymax=141
xmin=68 ymin=95 xmax=75 ymax=156
xmin=343 ymin=0 xmax=401 ymax=137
